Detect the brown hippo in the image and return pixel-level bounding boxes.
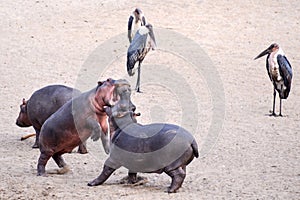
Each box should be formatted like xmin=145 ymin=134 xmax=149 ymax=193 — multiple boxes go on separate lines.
xmin=88 ymin=81 xmax=199 ymax=193
xmin=37 ymin=79 xmax=118 ymax=176
xmin=15 ymin=85 xmax=88 ymax=153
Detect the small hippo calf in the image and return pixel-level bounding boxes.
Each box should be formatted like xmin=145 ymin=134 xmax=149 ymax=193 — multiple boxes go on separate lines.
xmin=88 ymin=81 xmax=199 ymax=193
xmin=15 ymin=85 xmax=88 ymax=153
xmin=37 ymin=79 xmax=118 ymax=176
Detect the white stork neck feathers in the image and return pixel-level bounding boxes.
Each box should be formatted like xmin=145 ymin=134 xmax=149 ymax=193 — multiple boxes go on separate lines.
xmin=268 ymin=46 xmax=285 ymax=82
xmin=138 ymin=26 xmax=149 ymax=35
xmin=129 ymin=12 xmax=146 ymax=37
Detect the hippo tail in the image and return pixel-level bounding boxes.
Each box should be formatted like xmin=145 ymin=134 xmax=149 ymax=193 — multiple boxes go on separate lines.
xmin=191 ymin=140 xmax=199 ymax=158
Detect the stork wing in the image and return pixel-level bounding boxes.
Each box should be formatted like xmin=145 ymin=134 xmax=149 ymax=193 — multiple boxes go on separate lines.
xmin=277 ymin=54 xmax=293 ymax=98
xmin=128 ymin=31 xmax=148 ymax=54
xmin=147 ymin=26 xmax=156 ymax=50
xmin=127 ymin=30 xmax=148 ymax=71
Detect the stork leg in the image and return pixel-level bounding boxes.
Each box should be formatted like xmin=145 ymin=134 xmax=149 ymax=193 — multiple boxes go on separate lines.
xmin=136 ymin=62 xmax=141 ymax=93
xmin=279 ymin=98 xmax=283 ymax=117
xmin=270 ymin=88 xmax=276 ymax=116
xmin=279 ymin=85 xmax=283 ymax=117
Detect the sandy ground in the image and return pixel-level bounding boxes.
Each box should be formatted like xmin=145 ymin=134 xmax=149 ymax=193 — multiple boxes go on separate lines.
xmin=1 ymin=0 xmax=300 ymax=199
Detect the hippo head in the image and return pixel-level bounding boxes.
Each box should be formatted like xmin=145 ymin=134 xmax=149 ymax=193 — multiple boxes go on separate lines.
xmin=105 ymin=80 xmax=139 ymax=133
xmin=94 ymin=78 xmax=119 ymax=109
xmin=16 ymin=98 xmax=32 ymax=127
xmin=111 ymin=79 xmax=137 ymax=116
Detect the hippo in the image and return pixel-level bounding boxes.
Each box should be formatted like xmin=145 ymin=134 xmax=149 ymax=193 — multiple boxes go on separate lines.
xmin=37 ymin=78 xmax=118 ymax=176
xmin=88 ymin=80 xmax=199 ymax=193
xmin=15 ymin=85 xmax=88 ymax=153
xmin=107 ymin=79 xmax=138 ymax=140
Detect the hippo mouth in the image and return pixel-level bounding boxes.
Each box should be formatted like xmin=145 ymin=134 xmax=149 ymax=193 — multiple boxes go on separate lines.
xmin=111 ymin=79 xmax=132 ymax=103
xmin=16 ymin=120 xmax=31 ymax=127
xmin=107 ymin=79 xmax=140 ymax=118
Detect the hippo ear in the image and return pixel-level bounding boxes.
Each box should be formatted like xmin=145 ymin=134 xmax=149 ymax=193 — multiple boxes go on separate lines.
xmin=22 ymin=98 xmax=26 ymax=105
xmin=97 ymin=81 xmax=103 ymax=86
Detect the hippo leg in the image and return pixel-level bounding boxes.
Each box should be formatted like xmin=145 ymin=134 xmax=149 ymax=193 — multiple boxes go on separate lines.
xmin=77 ymin=141 xmax=88 ymax=154
xmin=99 ymin=119 xmax=110 ymax=154
xmin=127 ymin=172 xmax=148 ymax=185
xmin=165 ymin=166 xmax=186 ymax=193
xmin=87 ymin=118 xmax=101 ymax=141
xmin=88 ymin=165 xmax=116 ymax=186
xmin=32 ymin=128 xmax=40 ymax=148
xmin=52 ymin=153 xmax=70 ymax=174
xmin=86 ymin=118 xmax=110 ymax=154
xmin=37 ymin=152 xmax=52 ymax=176
xmin=127 ymin=172 xmax=138 ymax=184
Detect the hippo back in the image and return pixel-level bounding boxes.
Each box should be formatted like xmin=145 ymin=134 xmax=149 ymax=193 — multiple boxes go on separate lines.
xmin=107 ymin=119 xmax=197 ymax=173
xmin=26 ymin=85 xmax=81 ymax=130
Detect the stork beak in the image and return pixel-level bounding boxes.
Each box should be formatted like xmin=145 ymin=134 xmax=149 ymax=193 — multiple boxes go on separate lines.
xmin=148 ymin=28 xmax=157 ymax=50
xmin=144 ymin=24 xmax=157 ymax=50
xmin=254 ymin=47 xmax=272 ymax=60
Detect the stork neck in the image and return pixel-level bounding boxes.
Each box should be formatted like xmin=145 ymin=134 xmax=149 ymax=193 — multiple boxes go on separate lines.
xmin=268 ymin=48 xmax=284 ymax=82
xmin=271 ymin=47 xmax=284 ymax=58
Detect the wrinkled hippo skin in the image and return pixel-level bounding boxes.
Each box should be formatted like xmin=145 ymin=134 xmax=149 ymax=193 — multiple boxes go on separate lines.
xmin=15 ymin=85 xmax=88 ymax=153
xmin=37 ymin=79 xmax=117 ymax=176
xmin=88 ymin=81 xmax=199 ymax=193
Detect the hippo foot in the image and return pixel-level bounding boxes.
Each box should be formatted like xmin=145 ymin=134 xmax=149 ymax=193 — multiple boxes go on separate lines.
xmin=88 ymin=165 xmax=116 ymax=186
xmin=87 ymin=179 xmax=102 ymax=186
xmin=165 ymin=167 xmax=186 ymax=193
xmin=119 ymin=175 xmax=148 ymax=185
xmin=77 ymin=147 xmax=88 ymax=154
xmin=37 ymin=171 xmax=47 ymax=177
xmin=47 ymin=165 xmax=70 ymax=175
xmin=167 ymin=187 xmax=178 ymax=193
xmin=129 ymin=176 xmax=148 ymax=186
xmin=76 ymin=142 xmax=88 ymax=154
xmin=57 ymin=165 xmax=70 ymax=174
xmin=32 ymin=143 xmax=39 ymax=148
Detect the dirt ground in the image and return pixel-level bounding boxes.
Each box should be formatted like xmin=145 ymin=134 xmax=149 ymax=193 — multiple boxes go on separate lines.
xmin=1 ymin=0 xmax=299 ymax=199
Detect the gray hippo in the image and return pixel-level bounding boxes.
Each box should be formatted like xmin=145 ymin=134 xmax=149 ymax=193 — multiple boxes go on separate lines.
xmin=37 ymin=79 xmax=118 ymax=176
xmin=88 ymin=81 xmax=199 ymax=193
xmin=15 ymin=85 xmax=88 ymax=153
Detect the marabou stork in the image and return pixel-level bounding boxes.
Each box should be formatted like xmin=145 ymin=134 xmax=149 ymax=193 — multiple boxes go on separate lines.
xmin=254 ymin=43 xmax=293 ymax=116
xmin=127 ymin=8 xmax=147 ymax=43
xmin=127 ymin=24 xmax=156 ymax=92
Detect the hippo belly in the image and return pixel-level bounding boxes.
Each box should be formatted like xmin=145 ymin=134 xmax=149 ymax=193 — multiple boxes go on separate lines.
xmin=106 ymin=123 xmax=196 ymax=173
xmin=39 ymin=102 xmax=89 ymax=155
